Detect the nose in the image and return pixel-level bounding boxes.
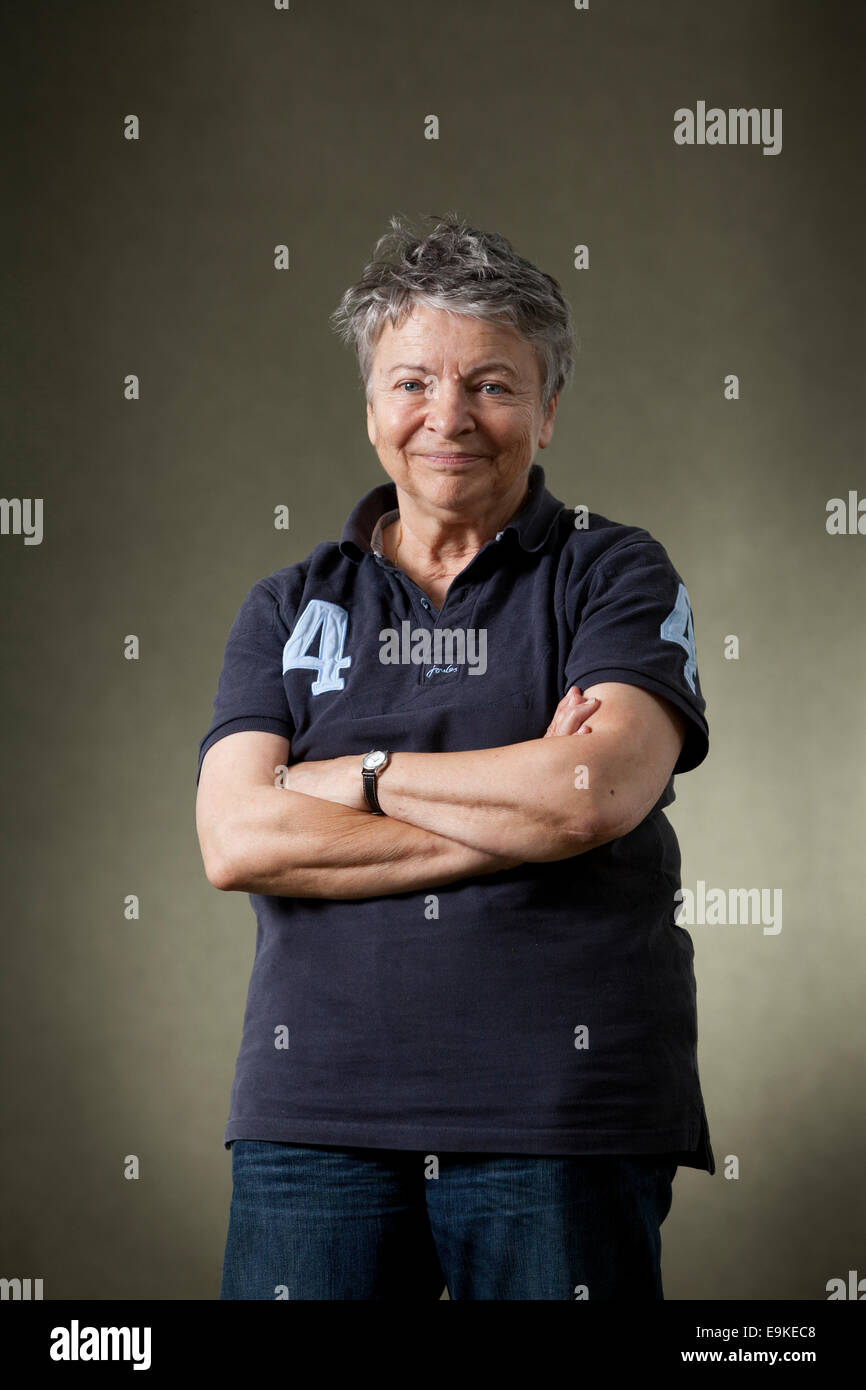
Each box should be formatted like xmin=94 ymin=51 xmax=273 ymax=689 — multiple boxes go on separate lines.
xmin=422 ymin=378 xmax=475 ymax=437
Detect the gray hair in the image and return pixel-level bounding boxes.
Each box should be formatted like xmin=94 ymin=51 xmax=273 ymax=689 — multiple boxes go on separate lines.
xmin=329 ymin=212 xmax=576 ymax=409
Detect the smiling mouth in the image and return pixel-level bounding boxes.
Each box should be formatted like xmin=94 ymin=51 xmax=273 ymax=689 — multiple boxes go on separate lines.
xmin=420 ymin=453 xmax=486 ymax=462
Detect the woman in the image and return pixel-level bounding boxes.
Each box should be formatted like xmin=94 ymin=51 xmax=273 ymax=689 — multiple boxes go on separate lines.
xmin=195 ymin=214 xmax=713 ymax=1301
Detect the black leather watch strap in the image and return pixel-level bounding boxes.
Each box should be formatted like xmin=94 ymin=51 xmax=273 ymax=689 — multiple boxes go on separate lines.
xmin=362 ymin=750 xmax=391 ymax=814
xmin=362 ymin=767 xmax=386 ymax=815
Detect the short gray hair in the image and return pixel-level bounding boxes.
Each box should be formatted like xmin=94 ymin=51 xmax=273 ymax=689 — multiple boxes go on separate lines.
xmin=330 ymin=212 xmax=576 ymax=408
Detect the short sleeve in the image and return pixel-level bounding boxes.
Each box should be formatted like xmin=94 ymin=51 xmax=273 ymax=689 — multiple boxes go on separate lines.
xmin=563 ymin=538 xmax=709 ymax=775
xmin=195 ymin=580 xmax=294 ymax=785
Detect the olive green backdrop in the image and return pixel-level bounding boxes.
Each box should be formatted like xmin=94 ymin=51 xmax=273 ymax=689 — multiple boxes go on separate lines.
xmin=2 ymin=0 xmax=863 ymax=1300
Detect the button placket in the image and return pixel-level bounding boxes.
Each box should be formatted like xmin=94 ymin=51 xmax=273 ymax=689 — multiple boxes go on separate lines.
xmin=378 ymin=539 xmax=497 ymax=689
xmin=425 ymin=588 xmax=484 ymax=691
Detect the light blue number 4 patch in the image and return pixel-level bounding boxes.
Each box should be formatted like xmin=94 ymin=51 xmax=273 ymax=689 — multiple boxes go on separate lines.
xmin=660 ymin=583 xmax=697 ymax=693
xmin=282 ymin=599 xmax=352 ymax=694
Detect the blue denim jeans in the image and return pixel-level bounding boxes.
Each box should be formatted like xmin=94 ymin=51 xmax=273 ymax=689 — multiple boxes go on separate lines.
xmin=219 ymin=1140 xmax=677 ymax=1300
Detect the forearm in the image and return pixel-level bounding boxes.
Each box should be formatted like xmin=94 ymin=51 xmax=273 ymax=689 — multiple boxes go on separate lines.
xmin=274 ymin=685 xmax=642 ymax=863
xmin=219 ymin=787 xmax=524 ymax=899
xmin=377 ymin=735 xmax=610 ymax=861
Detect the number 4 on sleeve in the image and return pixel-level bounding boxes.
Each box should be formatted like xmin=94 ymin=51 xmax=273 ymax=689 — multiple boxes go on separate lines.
xmin=660 ymin=583 xmax=698 ymax=694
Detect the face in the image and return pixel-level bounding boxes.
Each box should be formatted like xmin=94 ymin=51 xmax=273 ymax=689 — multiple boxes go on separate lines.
xmin=365 ymin=302 xmax=557 ymax=518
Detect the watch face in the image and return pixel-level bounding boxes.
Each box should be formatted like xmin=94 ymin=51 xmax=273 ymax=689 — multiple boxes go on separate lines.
xmin=363 ymin=750 xmax=387 ymax=771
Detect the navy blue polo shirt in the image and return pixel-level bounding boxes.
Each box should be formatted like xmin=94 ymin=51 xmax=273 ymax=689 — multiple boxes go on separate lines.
xmin=196 ymin=462 xmax=714 ymax=1172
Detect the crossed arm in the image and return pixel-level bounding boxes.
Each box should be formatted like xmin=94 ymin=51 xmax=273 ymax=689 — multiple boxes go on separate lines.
xmin=195 ymin=682 xmax=687 ymax=900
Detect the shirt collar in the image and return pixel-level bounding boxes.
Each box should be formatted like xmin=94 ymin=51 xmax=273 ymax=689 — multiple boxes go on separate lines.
xmin=338 ymin=462 xmax=563 ymax=564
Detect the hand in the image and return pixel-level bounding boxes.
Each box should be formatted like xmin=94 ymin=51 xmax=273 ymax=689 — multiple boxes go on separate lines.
xmin=280 ymin=754 xmax=367 ymax=811
xmin=477 ymin=688 xmax=599 ymax=875
xmin=544 ymin=685 xmax=600 ymax=737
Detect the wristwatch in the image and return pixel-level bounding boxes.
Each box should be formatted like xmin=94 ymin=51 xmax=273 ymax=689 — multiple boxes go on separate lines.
xmin=361 ymin=749 xmax=391 ymax=815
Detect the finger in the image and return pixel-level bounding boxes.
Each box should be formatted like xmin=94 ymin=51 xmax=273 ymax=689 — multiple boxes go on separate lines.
xmin=545 ymin=697 xmax=599 ymax=736
xmin=560 ymin=696 xmax=599 ymax=726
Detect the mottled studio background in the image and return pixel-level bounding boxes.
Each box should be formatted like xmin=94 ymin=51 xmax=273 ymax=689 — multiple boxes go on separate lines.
xmin=2 ymin=0 xmax=864 ymax=1299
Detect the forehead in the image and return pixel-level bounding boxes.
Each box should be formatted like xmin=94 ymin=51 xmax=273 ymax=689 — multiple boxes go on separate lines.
xmin=372 ymin=302 xmax=537 ymax=375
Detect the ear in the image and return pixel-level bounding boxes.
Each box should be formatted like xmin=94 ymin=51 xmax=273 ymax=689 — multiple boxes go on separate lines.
xmin=366 ymin=397 xmax=377 ymax=448
xmin=538 ymin=392 xmax=558 ymax=449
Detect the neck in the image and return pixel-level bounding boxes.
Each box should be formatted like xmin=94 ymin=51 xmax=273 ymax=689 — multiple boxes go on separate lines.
xmin=390 ymin=473 xmax=531 ymax=571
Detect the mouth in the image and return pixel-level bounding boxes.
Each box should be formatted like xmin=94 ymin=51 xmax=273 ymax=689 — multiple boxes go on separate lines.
xmin=419 ymin=453 xmax=487 ymax=466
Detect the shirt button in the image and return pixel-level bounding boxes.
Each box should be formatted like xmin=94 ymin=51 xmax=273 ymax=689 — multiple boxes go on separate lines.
xmin=495 ymin=530 xmax=503 ymax=540
xmin=421 ymin=599 xmax=430 ymax=609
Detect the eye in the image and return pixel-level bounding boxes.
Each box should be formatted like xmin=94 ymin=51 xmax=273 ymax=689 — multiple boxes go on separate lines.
xmin=395 ymin=379 xmax=507 ymax=395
